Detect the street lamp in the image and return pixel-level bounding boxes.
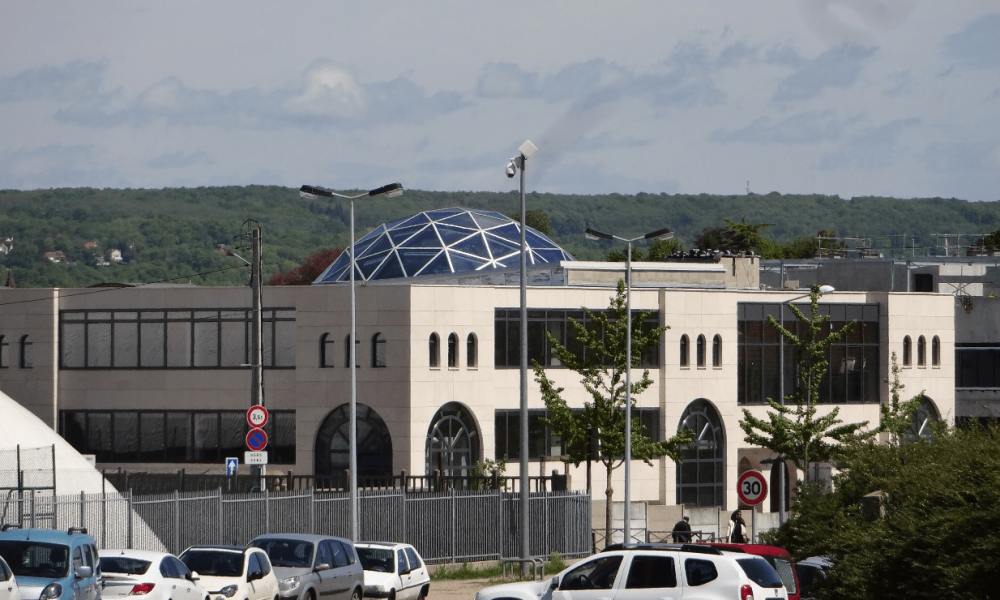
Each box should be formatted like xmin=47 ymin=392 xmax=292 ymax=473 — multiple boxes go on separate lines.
xmin=299 ymin=182 xmax=404 ymax=541
xmin=777 ymin=284 xmax=834 ymax=524
xmin=584 ymin=226 xmax=674 ymax=546
xmin=505 ymin=139 xmax=536 ymax=574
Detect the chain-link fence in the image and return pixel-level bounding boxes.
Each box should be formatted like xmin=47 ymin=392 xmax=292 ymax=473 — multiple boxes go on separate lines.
xmin=1 ymin=487 xmax=592 ymax=564
xmin=0 ymin=445 xmax=55 ymax=492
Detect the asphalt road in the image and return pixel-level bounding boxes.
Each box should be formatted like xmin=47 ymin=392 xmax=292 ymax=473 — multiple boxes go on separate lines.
xmin=429 ymin=578 xmax=494 ymax=600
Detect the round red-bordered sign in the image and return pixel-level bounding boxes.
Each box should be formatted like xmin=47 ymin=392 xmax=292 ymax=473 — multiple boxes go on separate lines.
xmin=247 ymin=405 xmax=269 ymax=428
xmin=246 ymin=428 xmax=268 ymax=452
xmin=737 ymin=470 xmax=768 ymax=506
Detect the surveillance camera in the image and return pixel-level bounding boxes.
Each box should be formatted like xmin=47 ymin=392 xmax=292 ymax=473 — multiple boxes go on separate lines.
xmin=505 ymin=159 xmax=517 ymax=178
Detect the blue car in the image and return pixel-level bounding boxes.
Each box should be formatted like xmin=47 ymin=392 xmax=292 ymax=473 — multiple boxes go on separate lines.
xmin=0 ymin=525 xmax=102 ymax=600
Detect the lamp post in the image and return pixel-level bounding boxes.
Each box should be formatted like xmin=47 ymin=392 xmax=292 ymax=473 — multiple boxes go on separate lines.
xmin=584 ymin=226 xmax=674 ymax=546
xmin=299 ymin=182 xmax=404 ymax=541
xmin=505 ymin=139 xmax=536 ymax=574
xmin=777 ymin=284 xmax=834 ymax=524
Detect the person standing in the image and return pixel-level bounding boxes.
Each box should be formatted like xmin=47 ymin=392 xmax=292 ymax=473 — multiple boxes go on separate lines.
xmin=728 ymin=509 xmax=748 ymax=543
xmin=671 ymin=516 xmax=692 ymax=542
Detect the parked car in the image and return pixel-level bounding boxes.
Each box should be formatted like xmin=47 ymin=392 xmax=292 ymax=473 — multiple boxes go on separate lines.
xmin=178 ymin=546 xmax=278 ymax=600
xmin=0 ymin=525 xmax=101 ymax=600
xmin=100 ymin=549 xmax=208 ymax=600
xmin=474 ymin=544 xmax=787 ymax=600
xmin=0 ymin=554 xmax=20 ymax=600
xmin=794 ymin=556 xmax=832 ymax=600
xmin=354 ymin=542 xmax=429 ymax=600
xmin=247 ymin=534 xmax=363 ymax=600
xmin=700 ymin=543 xmax=801 ymax=600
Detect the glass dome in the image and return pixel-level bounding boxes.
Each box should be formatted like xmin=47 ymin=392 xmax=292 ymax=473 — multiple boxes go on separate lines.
xmin=313 ymin=207 xmax=575 ymax=283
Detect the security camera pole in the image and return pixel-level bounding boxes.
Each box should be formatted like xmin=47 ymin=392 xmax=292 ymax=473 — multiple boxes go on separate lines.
xmin=507 ymin=139 xmax=536 ymax=577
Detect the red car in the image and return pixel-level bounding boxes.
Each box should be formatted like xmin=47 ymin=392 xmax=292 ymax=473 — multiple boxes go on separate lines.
xmin=699 ymin=544 xmax=801 ymax=600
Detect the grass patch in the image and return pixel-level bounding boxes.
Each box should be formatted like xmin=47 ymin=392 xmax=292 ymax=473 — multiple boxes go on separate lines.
xmin=431 ymin=553 xmax=568 ymax=581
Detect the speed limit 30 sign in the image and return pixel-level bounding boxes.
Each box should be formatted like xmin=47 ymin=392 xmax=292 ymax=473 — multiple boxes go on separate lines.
xmin=737 ymin=470 xmax=768 ymax=506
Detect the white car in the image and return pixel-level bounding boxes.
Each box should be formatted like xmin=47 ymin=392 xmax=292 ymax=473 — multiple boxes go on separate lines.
xmin=0 ymin=554 xmax=18 ymax=600
xmin=474 ymin=544 xmax=787 ymax=600
xmin=354 ymin=543 xmax=430 ymax=600
xmin=100 ymin=549 xmax=209 ymax=600
xmin=179 ymin=546 xmax=279 ymax=600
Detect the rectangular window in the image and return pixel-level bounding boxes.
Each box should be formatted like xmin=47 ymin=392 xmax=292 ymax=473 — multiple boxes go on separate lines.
xmin=956 ymin=346 xmax=1000 ymax=388
xmin=495 ymin=407 xmax=661 ymax=460
xmin=60 ymin=409 xmax=296 ymax=464
xmin=59 ymin=308 xmax=296 ymax=370
xmin=738 ymin=302 xmax=881 ymax=405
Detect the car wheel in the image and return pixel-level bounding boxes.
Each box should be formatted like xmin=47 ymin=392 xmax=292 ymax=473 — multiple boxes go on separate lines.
xmin=387 ymin=591 xmax=395 ymax=600
xmin=417 ymin=587 xmax=428 ymax=600
xmin=306 ymin=591 xmax=316 ymax=600
xmin=351 ymin=587 xmax=362 ymax=600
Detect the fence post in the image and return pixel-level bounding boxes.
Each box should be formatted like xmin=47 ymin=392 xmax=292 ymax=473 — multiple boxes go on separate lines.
xmin=218 ymin=488 xmax=225 ymax=545
xmin=174 ymin=490 xmax=180 ymax=555
xmin=450 ymin=486 xmax=456 ymax=564
xmin=79 ymin=491 xmax=85 ymax=529
xmin=309 ymin=488 xmax=315 ymax=534
xmin=127 ymin=491 xmax=133 ymax=549
xmin=265 ymin=487 xmax=270 ymax=533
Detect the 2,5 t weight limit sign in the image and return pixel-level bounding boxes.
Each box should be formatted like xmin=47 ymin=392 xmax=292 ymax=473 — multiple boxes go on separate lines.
xmin=737 ymin=470 xmax=768 ymax=506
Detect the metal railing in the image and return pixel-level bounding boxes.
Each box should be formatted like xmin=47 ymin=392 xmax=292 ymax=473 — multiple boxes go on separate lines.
xmin=1 ymin=487 xmax=592 ymax=564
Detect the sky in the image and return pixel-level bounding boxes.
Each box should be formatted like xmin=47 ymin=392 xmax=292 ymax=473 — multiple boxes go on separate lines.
xmin=1 ymin=1 xmax=998 ymax=201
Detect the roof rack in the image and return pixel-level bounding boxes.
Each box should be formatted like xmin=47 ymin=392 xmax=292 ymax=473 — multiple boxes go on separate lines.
xmin=601 ymin=543 xmax=724 ymax=555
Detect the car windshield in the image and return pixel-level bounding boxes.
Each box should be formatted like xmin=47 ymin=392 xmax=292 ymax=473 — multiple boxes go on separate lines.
xmin=180 ymin=550 xmax=244 ymax=577
xmin=736 ymin=557 xmax=784 ymax=588
xmin=356 ymin=548 xmax=394 ymax=573
xmin=250 ymin=540 xmax=314 ymax=568
xmin=100 ymin=557 xmax=152 ymax=576
xmin=0 ymin=541 xmax=71 ymax=578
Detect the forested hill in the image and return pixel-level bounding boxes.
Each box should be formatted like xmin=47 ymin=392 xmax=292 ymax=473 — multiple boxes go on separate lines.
xmin=2 ymin=186 xmax=1000 ymax=288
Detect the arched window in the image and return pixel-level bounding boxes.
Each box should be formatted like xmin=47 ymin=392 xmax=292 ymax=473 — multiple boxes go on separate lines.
xmin=917 ymin=335 xmax=926 ymax=367
xmin=448 ymin=333 xmax=459 ymax=368
xmin=319 ymin=333 xmax=335 ymax=368
xmin=425 ymin=402 xmax=481 ymax=477
xmin=905 ymin=396 xmax=940 ymax=443
xmin=696 ymin=334 xmax=706 ymax=368
xmin=932 ymin=336 xmax=941 ymax=366
xmin=429 ymin=333 xmax=440 ymax=368
xmin=314 ymin=403 xmax=393 ymax=485
xmin=712 ymin=334 xmax=722 ymax=367
xmin=679 ymin=335 xmax=689 ymax=367
xmin=371 ymin=332 xmax=386 ymax=368
xmin=344 ymin=334 xmax=359 ymax=368
xmin=902 ymin=336 xmax=912 ymax=366
xmin=467 ymin=333 xmax=478 ymax=368
xmin=676 ymin=399 xmax=725 ymax=507
xmin=19 ymin=335 xmax=32 ymax=369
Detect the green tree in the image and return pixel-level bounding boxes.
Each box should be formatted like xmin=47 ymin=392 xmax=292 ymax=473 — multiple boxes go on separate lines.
xmin=739 ymin=284 xmax=875 ymax=480
xmin=645 ymin=237 xmax=683 ymax=261
xmin=533 ymin=281 xmax=694 ymax=545
xmin=879 ymin=352 xmax=923 ymax=447
xmin=505 ymin=209 xmax=553 ymax=236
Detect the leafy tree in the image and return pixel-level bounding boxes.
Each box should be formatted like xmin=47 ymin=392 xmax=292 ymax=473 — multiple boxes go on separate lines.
xmin=645 ymin=237 xmax=683 ymax=261
xmin=533 ymin=281 xmax=694 ymax=545
xmin=879 ymin=352 xmax=923 ymax=447
xmin=766 ymin=422 xmax=1000 ymax=600
xmin=268 ymin=247 xmax=342 ymax=285
xmin=505 ymin=209 xmax=553 ymax=236
xmin=739 ymin=284 xmax=875 ymax=480
xmin=970 ymin=227 xmax=1000 ymax=254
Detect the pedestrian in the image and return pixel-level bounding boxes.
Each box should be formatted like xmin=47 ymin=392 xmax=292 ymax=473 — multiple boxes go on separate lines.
xmin=728 ymin=509 xmax=748 ymax=543
xmin=671 ymin=515 xmax=692 ymax=543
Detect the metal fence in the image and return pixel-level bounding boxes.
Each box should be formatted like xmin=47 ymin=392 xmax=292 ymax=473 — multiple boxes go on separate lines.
xmin=1 ymin=487 xmax=592 ymax=564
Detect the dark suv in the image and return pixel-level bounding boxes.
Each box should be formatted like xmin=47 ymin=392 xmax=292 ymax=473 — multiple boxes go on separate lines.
xmin=0 ymin=525 xmax=102 ymax=600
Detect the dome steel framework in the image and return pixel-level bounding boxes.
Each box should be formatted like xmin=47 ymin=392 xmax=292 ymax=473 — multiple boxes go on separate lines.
xmin=313 ymin=207 xmax=575 ymax=283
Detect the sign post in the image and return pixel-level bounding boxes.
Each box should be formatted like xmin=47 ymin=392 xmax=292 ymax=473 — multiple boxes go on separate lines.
xmin=737 ymin=470 xmax=768 ymax=543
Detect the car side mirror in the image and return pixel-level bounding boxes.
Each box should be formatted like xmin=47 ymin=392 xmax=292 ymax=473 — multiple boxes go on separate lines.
xmin=549 ymin=576 xmax=559 ymax=590
xmin=248 ymin=571 xmax=263 ymax=582
xmin=314 ymin=563 xmax=331 ymax=572
xmin=76 ymin=566 xmax=94 ymax=579
xmin=189 ymin=572 xmax=201 ymax=582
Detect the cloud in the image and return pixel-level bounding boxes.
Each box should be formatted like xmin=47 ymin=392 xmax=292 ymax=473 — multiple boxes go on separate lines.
xmin=819 ymin=117 xmax=920 ymax=170
xmin=476 ymin=63 xmax=539 ymax=98
xmin=710 ymin=110 xmax=851 ymax=144
xmin=147 ymin=150 xmax=210 ymax=169
xmin=47 ymin=60 xmax=467 ymax=130
xmin=944 ymin=14 xmax=1000 ymax=70
xmin=773 ymin=44 xmax=877 ymax=102
xmin=920 ymin=139 xmax=1000 ymax=174
xmin=0 ymin=145 xmax=116 ymax=189
xmin=0 ymin=61 xmax=106 ymax=103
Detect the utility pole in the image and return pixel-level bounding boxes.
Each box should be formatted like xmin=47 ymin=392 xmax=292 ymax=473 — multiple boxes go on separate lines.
xmin=251 ymin=226 xmax=265 ymax=490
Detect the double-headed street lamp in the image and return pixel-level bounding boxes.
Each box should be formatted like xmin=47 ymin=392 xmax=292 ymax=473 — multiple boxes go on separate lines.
xmin=299 ymin=182 xmax=404 ymax=541
xmin=505 ymin=139 xmax=537 ymax=575
xmin=584 ymin=226 xmax=674 ymax=546
xmin=776 ymin=284 xmax=834 ymax=525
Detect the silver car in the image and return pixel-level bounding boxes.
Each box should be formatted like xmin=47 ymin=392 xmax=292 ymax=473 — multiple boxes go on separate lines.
xmin=248 ymin=535 xmax=362 ymax=600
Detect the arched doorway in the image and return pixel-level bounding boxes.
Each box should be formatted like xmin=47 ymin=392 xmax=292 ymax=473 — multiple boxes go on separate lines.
xmin=676 ymin=399 xmax=725 ymax=507
xmin=425 ymin=402 xmax=481 ymax=477
xmin=905 ymin=396 xmax=940 ymax=443
xmin=314 ymin=403 xmax=393 ymax=485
